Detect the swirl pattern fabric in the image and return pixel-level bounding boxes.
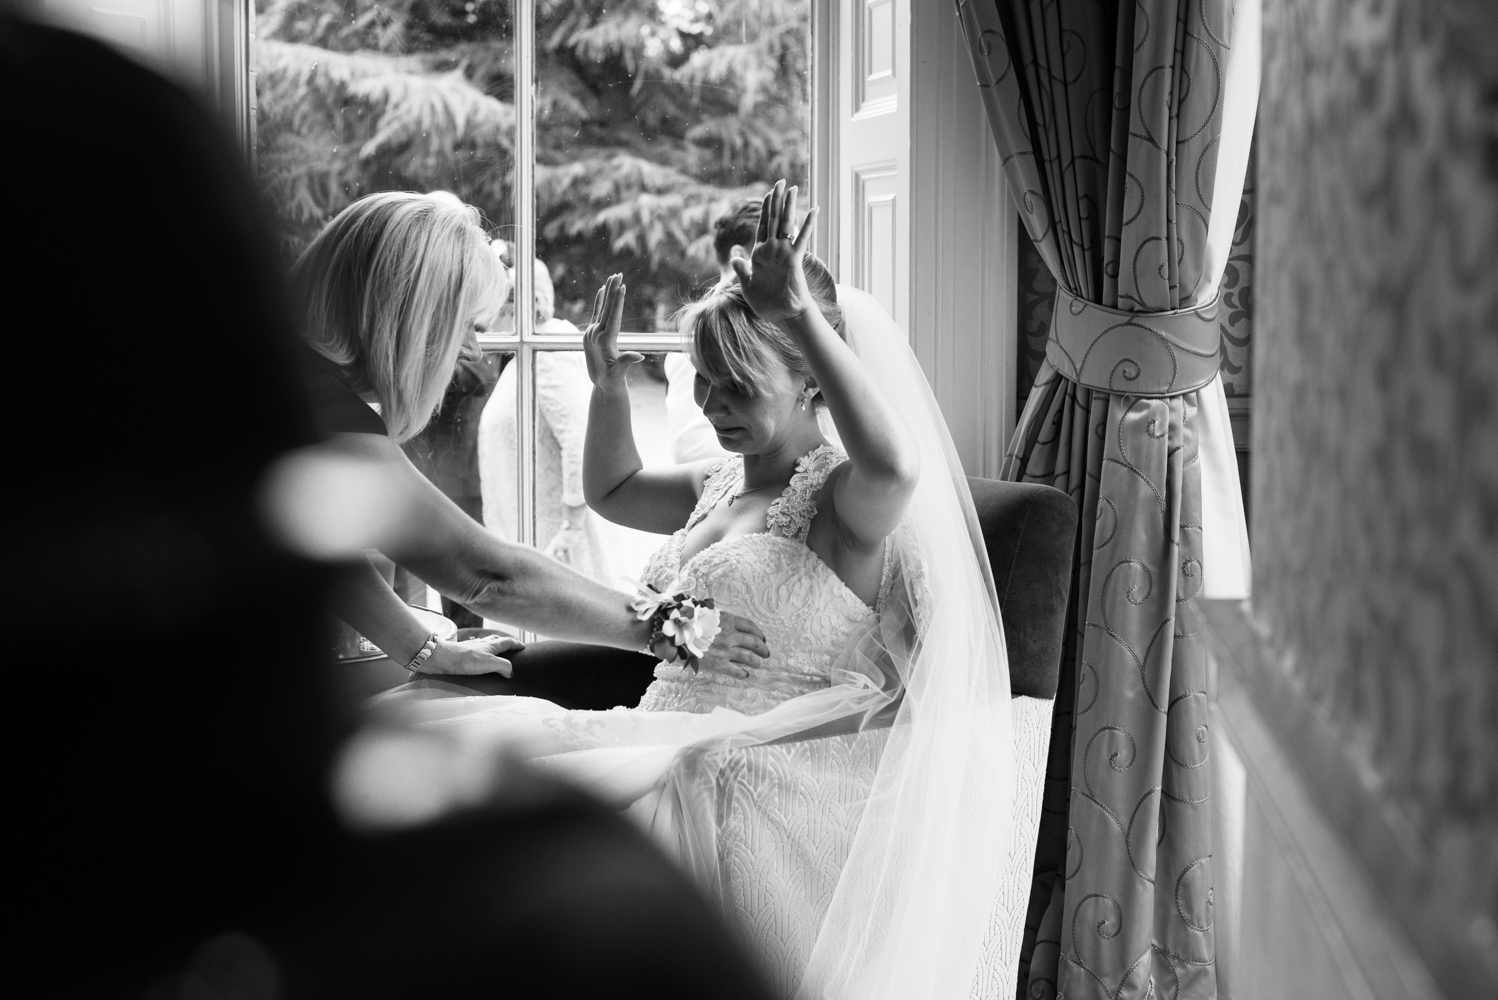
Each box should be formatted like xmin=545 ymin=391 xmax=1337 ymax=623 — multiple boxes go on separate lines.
xmin=1047 ymin=287 xmax=1223 ymax=397
xmin=954 ymin=0 xmax=1251 ymax=997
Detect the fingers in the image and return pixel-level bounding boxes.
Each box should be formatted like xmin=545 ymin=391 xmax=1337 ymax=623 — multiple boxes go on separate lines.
xmin=606 ymin=275 xmax=627 ymax=333
xmin=728 ymin=643 xmax=760 ymax=667
xmin=593 ymin=283 xmax=606 ymax=325
xmin=728 ymin=613 xmax=766 ymax=640
xmin=793 ymin=206 xmax=819 ymax=253
xmin=729 ymin=256 xmax=752 ymax=285
xmin=618 ymin=351 xmax=645 ymax=366
xmin=492 ymin=657 xmax=513 ymax=678
xmin=757 ymin=187 xmax=774 ymax=245
xmin=736 ymin=632 xmax=771 ymax=658
xmin=780 ymin=183 xmax=797 ymax=241
xmin=488 ymin=637 xmax=525 ymax=654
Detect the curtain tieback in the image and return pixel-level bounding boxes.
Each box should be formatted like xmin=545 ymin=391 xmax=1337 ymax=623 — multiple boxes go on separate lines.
xmin=1046 ymin=286 xmax=1222 ymax=396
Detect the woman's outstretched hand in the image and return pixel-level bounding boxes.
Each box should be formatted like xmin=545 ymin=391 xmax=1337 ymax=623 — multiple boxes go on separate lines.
xmin=729 ymin=180 xmax=820 ymax=324
xmin=420 ymin=634 xmax=526 ymax=677
xmin=582 ymin=273 xmax=643 ymax=391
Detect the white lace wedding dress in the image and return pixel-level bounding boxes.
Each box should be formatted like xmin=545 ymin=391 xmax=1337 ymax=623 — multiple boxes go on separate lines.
xmin=636 ymin=443 xmax=875 ymax=716
xmin=383 ymin=287 xmax=1025 ymax=1000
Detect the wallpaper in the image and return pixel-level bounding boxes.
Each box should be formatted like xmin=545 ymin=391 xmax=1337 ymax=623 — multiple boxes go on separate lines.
xmin=1255 ymin=0 xmax=1498 ymax=930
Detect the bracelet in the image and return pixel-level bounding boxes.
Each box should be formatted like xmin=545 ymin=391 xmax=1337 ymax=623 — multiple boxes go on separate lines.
xmin=402 ymin=632 xmax=440 ymax=675
xmin=631 ymin=585 xmax=722 ymax=673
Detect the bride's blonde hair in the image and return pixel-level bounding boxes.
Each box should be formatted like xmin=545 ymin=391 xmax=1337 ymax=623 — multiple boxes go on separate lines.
xmin=292 ymin=192 xmax=499 ymax=442
xmin=681 ymin=253 xmax=843 ymax=400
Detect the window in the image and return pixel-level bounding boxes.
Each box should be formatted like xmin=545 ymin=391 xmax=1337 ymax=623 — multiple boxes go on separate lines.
xmin=255 ymin=0 xmax=813 ymax=610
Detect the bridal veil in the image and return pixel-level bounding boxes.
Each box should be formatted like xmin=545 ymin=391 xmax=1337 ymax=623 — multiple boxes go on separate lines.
xmin=652 ymin=286 xmax=1018 ymax=999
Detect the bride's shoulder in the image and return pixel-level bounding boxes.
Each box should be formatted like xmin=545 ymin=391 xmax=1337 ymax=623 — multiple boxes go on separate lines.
xmin=767 ymin=445 xmax=846 ymax=541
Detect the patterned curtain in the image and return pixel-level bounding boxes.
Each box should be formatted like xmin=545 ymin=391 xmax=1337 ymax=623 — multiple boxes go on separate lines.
xmin=954 ymin=1 xmax=1253 ymax=997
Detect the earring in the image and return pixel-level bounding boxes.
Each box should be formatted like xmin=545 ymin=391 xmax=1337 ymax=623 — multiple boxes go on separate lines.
xmin=799 ymin=391 xmax=810 ymax=412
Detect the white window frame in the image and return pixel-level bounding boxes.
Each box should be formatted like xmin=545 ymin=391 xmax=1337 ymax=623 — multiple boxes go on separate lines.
xmin=236 ymin=0 xmax=1013 ymax=528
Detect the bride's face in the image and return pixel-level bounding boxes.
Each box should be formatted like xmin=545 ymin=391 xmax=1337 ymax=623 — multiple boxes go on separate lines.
xmin=693 ymin=361 xmax=813 ymax=455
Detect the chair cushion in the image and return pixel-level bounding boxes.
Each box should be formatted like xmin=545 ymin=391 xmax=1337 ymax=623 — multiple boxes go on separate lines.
xmin=966 ymin=478 xmax=1077 ymax=700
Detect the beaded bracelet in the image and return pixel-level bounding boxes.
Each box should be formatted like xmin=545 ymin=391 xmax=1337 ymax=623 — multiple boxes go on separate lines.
xmin=631 ymin=585 xmax=722 ymax=673
xmin=402 ymin=632 xmax=440 ymax=675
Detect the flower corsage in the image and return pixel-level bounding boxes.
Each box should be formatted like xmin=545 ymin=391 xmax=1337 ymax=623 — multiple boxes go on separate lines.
xmin=632 ymin=584 xmax=722 ymax=672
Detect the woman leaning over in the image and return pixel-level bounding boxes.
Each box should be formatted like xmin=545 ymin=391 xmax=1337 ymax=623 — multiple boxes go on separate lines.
xmin=292 ymin=192 xmax=768 ymax=678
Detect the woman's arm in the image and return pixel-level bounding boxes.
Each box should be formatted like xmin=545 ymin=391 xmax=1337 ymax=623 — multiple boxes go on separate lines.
xmin=731 ymin=183 xmax=919 ymax=547
xmin=581 ymin=274 xmax=704 ymax=533
xmin=331 ymin=558 xmax=523 ymax=676
xmin=318 ymin=431 xmax=769 ymax=672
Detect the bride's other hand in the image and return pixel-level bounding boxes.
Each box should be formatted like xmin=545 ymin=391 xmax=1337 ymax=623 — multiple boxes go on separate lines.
xmin=582 ymin=274 xmax=643 ymax=391
xmin=729 ymin=180 xmax=819 ymax=324
xmin=420 ymin=635 xmax=526 ymax=677
xmin=687 ymin=611 xmax=770 ymax=680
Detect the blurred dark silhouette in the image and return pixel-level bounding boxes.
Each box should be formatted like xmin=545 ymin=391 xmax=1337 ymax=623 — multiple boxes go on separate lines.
xmin=1 ymin=16 xmax=772 ymax=999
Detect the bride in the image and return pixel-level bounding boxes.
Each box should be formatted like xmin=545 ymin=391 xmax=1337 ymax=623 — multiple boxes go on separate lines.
xmin=360 ymin=182 xmax=1017 ymax=999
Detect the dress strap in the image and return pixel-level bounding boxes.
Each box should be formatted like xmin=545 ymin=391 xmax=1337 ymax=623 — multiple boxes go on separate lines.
xmin=767 ymin=444 xmax=845 ymax=543
xmin=686 ymin=456 xmax=742 ymax=531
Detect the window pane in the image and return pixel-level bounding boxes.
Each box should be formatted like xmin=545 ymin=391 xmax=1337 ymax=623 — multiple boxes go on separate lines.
xmin=400 ymin=348 xmax=513 ymax=626
xmin=534 ymin=0 xmax=813 ymax=331
xmin=254 ymin=0 xmax=517 ymax=257
xmin=505 ymin=350 xmax=728 ymax=592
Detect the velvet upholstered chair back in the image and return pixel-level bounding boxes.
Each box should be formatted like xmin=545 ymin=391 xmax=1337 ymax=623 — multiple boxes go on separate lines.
xmin=966 ymin=477 xmax=1077 ymax=700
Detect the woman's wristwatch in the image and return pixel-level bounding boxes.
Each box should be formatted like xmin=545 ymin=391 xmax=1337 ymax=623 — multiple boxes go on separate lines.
xmin=402 ymin=632 xmax=440 ymax=675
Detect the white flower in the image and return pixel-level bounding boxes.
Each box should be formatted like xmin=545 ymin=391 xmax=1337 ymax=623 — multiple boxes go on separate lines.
xmin=662 ymin=602 xmax=722 ymax=659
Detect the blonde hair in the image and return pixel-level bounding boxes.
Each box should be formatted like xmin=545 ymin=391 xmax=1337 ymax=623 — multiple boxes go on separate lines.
xmin=681 ymin=253 xmax=842 ymax=398
xmin=292 ymin=192 xmax=499 ymax=442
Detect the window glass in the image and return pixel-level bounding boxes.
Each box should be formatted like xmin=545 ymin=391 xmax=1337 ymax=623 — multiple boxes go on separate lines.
xmin=254 ymin=0 xmax=517 ymax=256
xmin=402 ymin=349 xmax=513 ymax=625
xmin=253 ymin=0 xmax=810 ymax=625
xmin=535 ymin=0 xmax=812 ymax=331
xmin=508 ymin=350 xmax=727 ymax=592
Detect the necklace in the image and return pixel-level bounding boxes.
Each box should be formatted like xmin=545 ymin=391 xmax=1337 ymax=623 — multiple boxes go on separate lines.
xmin=727 ymin=478 xmax=787 ymax=507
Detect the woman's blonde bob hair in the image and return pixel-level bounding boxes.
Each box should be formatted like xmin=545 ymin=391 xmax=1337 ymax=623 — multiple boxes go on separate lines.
xmin=292 ymin=192 xmax=499 ymax=443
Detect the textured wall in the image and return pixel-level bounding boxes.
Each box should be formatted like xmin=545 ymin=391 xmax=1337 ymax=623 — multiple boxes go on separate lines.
xmin=1256 ymin=0 xmax=1498 ymax=931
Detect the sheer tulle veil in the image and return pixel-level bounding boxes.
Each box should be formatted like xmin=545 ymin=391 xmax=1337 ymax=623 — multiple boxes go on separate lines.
xmin=653 ymin=286 xmax=1018 ymax=998
xmin=801 ymin=286 xmax=1016 ymax=998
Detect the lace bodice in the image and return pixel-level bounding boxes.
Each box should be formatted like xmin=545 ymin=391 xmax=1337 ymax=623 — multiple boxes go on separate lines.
xmin=635 ymin=445 xmax=876 ymax=716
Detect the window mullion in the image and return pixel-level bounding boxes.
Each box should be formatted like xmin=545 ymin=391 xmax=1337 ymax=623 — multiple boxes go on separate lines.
xmin=514 ymin=0 xmax=537 ymax=552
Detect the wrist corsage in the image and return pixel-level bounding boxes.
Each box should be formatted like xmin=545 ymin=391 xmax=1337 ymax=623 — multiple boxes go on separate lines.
xmin=632 ymin=584 xmax=722 ymax=672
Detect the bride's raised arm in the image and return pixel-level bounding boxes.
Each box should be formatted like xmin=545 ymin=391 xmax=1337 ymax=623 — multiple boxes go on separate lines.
xmin=581 ymin=274 xmax=716 ymax=533
xmin=730 ymin=182 xmax=920 ymax=548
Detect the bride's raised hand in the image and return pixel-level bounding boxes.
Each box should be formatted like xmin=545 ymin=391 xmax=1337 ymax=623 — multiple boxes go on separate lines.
xmin=729 ymin=180 xmax=820 ymax=325
xmin=582 ymin=273 xmax=643 ymax=391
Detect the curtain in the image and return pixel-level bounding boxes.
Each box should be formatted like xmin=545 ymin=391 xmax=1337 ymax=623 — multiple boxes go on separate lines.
xmin=955 ymin=1 xmax=1259 ymax=997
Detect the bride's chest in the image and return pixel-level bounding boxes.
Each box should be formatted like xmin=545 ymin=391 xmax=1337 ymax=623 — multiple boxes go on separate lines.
xmin=647 ymin=533 xmax=873 ymax=642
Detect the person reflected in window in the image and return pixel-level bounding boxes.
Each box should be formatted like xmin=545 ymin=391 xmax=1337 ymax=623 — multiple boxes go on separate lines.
xmin=662 ymin=198 xmax=763 ymax=464
xmin=294 ymin=193 xmax=769 ymax=677
xmin=478 ymin=256 xmax=620 ymax=585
